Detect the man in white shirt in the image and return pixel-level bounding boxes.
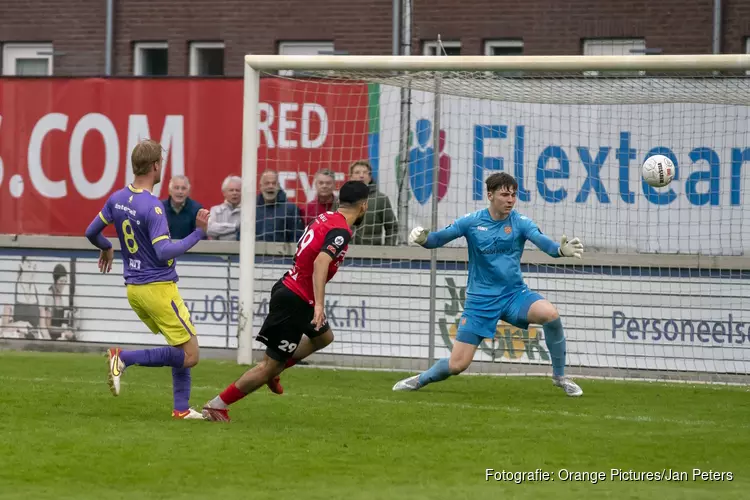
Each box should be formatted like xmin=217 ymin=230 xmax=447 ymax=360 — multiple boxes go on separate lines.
xmin=208 ymin=175 xmax=242 ymax=240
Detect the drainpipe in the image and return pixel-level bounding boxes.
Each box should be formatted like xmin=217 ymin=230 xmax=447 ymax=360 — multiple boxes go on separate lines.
xmin=105 ymin=0 xmax=115 ymax=75
xmin=712 ymin=0 xmax=722 ymax=54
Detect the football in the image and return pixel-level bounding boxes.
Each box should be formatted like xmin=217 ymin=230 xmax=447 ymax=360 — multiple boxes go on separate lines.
xmin=642 ymin=154 xmax=675 ymax=188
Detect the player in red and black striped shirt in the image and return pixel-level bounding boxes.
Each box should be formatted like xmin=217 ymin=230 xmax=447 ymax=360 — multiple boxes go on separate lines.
xmin=202 ymin=181 xmax=370 ymax=422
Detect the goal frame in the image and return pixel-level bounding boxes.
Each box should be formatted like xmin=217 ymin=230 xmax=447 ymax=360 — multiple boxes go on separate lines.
xmin=236 ymin=54 xmax=750 ymax=366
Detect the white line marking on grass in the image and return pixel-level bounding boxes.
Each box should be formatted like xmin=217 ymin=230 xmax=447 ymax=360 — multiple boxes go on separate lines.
xmin=1 ymin=375 xmax=745 ymax=429
xmin=299 ymin=364 xmax=750 ymax=388
xmin=293 ymin=393 xmax=747 ymax=428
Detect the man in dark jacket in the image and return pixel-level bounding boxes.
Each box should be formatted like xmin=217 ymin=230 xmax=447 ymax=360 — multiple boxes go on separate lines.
xmin=161 ymin=175 xmax=204 ymax=240
xmin=349 ymin=160 xmax=398 ymax=245
xmin=248 ymin=170 xmax=304 ymax=243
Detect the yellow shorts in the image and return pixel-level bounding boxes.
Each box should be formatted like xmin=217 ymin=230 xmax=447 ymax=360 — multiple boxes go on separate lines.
xmin=126 ymin=282 xmax=196 ymax=346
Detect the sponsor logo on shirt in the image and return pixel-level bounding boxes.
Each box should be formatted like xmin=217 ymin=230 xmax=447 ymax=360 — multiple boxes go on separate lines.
xmin=115 ymin=203 xmax=137 ymax=217
xmin=479 ymin=242 xmax=515 ymax=255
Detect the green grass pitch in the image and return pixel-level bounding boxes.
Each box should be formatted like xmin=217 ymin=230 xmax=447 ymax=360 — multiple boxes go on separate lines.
xmin=0 ymin=350 xmax=748 ymax=499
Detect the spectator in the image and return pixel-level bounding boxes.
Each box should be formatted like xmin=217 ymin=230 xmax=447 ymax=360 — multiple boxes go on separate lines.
xmin=1 ymin=257 xmax=40 ymax=339
xmin=42 ymin=264 xmax=76 ymax=341
xmin=348 ymin=160 xmax=398 ymax=245
xmin=161 ymin=175 xmax=204 ymax=240
xmin=208 ymin=175 xmax=242 ymax=241
xmin=300 ymin=168 xmax=337 ymax=226
xmin=252 ymin=170 xmax=304 ymax=243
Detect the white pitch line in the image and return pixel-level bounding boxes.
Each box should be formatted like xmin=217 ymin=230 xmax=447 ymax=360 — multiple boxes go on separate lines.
xmin=0 ymin=375 xmax=744 ymax=429
xmin=293 ymin=393 xmax=744 ymax=428
xmin=289 ymin=364 xmax=750 ymax=388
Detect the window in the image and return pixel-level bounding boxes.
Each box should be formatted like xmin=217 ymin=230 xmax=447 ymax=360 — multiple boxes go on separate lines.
xmin=133 ymin=42 xmax=168 ymax=76
xmin=278 ymin=41 xmax=335 ymax=56
xmin=277 ymin=41 xmax=335 ymax=76
xmin=582 ymin=38 xmax=646 ymax=76
xmin=190 ymin=42 xmax=224 ymax=76
xmin=423 ymin=41 xmax=461 ymax=56
xmin=484 ymin=40 xmax=524 ymax=56
xmin=583 ymin=38 xmax=646 ymax=56
xmin=2 ymin=43 xmax=53 ymax=76
xmin=484 ymin=40 xmax=524 ymax=77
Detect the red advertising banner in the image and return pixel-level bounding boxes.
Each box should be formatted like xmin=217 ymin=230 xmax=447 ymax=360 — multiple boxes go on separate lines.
xmin=0 ymin=78 xmax=370 ymax=236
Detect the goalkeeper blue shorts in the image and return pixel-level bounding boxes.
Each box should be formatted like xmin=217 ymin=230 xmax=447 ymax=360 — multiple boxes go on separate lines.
xmin=455 ymin=287 xmax=544 ymax=346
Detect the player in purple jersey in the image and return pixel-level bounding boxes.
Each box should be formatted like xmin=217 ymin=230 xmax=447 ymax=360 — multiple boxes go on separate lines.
xmin=85 ymin=139 xmax=210 ymax=420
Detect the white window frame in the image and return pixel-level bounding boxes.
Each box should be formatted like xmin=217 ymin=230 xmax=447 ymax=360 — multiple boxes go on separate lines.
xmin=745 ymin=38 xmax=750 ymax=75
xmin=583 ymin=38 xmax=646 ymax=56
xmin=133 ymin=42 xmax=168 ymax=76
xmin=189 ymin=42 xmax=225 ymax=76
xmin=278 ymin=41 xmax=335 ymax=56
xmin=483 ymin=40 xmax=524 ymax=77
xmin=423 ymin=41 xmax=461 ymax=56
xmin=582 ymin=38 xmax=646 ymax=76
xmin=2 ymin=43 xmax=53 ymax=76
xmin=484 ymin=40 xmax=524 ymax=56
xmin=277 ymin=41 xmax=335 ymax=75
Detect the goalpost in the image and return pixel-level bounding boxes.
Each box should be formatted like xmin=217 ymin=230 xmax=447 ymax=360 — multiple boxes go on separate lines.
xmin=237 ymin=54 xmax=750 ymax=384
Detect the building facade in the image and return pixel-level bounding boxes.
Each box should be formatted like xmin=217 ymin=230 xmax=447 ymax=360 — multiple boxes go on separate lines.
xmin=1 ymin=0 xmax=749 ymax=77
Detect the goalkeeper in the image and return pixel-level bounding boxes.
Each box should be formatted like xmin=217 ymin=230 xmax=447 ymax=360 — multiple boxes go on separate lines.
xmin=392 ymin=172 xmax=584 ymax=397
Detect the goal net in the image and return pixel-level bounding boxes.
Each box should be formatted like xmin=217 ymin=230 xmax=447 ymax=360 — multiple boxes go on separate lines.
xmin=237 ymin=55 xmax=750 ymax=384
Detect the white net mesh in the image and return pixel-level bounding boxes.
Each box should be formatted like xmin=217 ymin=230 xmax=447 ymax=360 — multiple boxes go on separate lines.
xmin=245 ymin=66 xmax=750 ymax=383
xmin=323 ymin=71 xmax=750 ymax=105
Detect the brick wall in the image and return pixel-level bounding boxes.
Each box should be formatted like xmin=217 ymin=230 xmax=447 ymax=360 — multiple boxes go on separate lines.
xmin=0 ymin=0 xmax=106 ymax=76
xmin=411 ymin=0 xmax=716 ymax=55
xmin=0 ymin=0 xmax=746 ymax=76
xmin=723 ymin=0 xmax=750 ymax=53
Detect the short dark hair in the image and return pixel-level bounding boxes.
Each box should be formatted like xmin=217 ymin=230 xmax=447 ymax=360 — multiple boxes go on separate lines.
xmin=486 ymin=172 xmax=518 ymax=194
xmin=338 ymin=180 xmax=370 ymax=206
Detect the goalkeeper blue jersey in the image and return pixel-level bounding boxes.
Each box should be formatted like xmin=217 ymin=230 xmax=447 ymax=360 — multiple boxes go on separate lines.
xmin=424 ymin=209 xmax=561 ymax=300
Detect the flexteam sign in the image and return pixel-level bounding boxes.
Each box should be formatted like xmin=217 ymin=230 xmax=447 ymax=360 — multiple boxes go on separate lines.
xmin=376 ymin=85 xmax=750 ymax=255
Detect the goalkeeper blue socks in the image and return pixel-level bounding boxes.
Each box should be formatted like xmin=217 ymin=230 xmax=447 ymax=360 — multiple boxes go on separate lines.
xmin=416 ymin=321 xmax=566 ymax=385
xmin=543 ymin=318 xmax=566 ymax=378
xmin=418 ymin=358 xmax=451 ymax=387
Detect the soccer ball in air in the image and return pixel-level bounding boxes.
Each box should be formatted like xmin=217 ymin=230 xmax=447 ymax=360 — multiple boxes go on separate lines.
xmin=642 ymin=155 xmax=675 ymax=188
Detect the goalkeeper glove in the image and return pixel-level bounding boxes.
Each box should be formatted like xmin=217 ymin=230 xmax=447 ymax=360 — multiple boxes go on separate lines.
xmin=409 ymin=226 xmax=429 ymax=247
xmin=558 ymin=234 xmax=583 ymax=259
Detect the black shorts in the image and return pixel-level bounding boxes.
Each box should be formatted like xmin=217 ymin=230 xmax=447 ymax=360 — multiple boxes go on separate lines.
xmin=256 ymin=280 xmax=330 ymax=362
